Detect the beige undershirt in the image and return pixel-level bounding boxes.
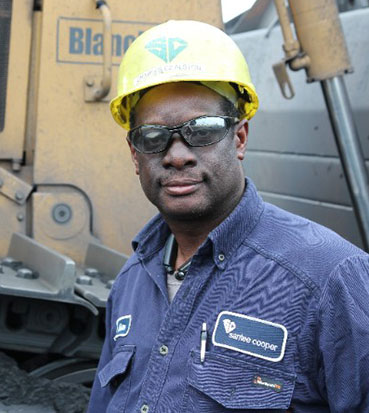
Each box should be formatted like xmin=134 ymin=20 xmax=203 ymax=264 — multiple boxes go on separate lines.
xmin=167 ymin=272 xmax=183 ymax=302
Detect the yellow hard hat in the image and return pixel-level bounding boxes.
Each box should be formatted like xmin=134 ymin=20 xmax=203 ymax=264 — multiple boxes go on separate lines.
xmin=110 ymin=20 xmax=259 ymax=130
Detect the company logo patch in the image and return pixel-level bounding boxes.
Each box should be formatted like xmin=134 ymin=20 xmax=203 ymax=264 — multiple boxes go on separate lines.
xmin=212 ymin=311 xmax=288 ymax=362
xmin=223 ymin=319 xmax=236 ymax=334
xmin=145 ymin=37 xmax=187 ymax=63
xmin=253 ymin=375 xmax=283 ymax=393
xmin=114 ymin=315 xmax=131 ymax=341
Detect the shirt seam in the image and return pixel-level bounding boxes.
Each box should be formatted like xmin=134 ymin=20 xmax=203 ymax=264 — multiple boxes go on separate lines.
xmin=133 ymin=214 xmax=169 ymax=256
xmin=211 ymin=198 xmax=265 ymax=270
xmin=222 ymin=199 xmax=265 ymax=265
xmin=316 ymin=253 xmax=367 ymax=329
xmin=313 ymin=254 xmax=366 ymax=389
xmin=115 ymin=247 xmax=164 ymax=280
xmin=243 ymin=238 xmax=321 ymax=296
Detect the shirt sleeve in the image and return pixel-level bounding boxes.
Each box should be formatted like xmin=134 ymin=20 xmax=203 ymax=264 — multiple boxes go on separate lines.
xmin=87 ymin=290 xmax=114 ymax=413
xmin=318 ymin=254 xmax=369 ymax=412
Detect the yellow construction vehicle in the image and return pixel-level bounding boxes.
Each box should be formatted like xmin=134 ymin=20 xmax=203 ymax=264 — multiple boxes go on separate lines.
xmin=0 ymin=0 xmax=222 ymax=387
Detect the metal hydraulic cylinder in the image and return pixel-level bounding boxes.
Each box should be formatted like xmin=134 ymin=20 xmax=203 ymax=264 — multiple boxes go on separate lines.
xmin=321 ymin=77 xmax=369 ymax=251
xmin=288 ymin=0 xmax=352 ymax=81
xmin=287 ymin=0 xmax=369 ymax=250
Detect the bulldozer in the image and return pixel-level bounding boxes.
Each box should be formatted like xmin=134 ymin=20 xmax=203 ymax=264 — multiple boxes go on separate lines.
xmin=0 ymin=0 xmax=222 ymax=387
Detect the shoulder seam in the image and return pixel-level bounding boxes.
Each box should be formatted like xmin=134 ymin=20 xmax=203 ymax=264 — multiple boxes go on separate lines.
xmin=243 ymin=238 xmax=321 ymax=296
xmin=332 ymin=253 xmax=367 ymax=271
xmin=317 ymin=253 xmax=368 ymax=307
xmin=223 ymin=199 xmax=265 ymax=262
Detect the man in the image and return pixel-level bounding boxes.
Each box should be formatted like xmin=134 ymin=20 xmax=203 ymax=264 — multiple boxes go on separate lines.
xmin=88 ymin=20 xmax=369 ymax=412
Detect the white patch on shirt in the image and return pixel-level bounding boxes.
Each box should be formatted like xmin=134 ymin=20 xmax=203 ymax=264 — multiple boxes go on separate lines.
xmin=114 ymin=315 xmax=132 ymax=341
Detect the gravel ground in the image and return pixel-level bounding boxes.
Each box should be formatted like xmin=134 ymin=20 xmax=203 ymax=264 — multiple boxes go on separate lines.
xmin=0 ymin=353 xmax=90 ymax=413
xmin=0 ymin=401 xmax=55 ymax=413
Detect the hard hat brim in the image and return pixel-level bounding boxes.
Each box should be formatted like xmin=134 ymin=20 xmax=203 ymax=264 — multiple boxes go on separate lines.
xmin=110 ymin=79 xmax=259 ymax=130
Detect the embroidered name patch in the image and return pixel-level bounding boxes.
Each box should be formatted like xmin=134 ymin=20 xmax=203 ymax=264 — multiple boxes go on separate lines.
xmin=212 ymin=311 xmax=287 ymax=362
xmin=114 ymin=315 xmax=132 ymax=341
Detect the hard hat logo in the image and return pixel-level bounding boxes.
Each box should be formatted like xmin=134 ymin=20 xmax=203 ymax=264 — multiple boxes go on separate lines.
xmin=145 ymin=37 xmax=188 ymax=63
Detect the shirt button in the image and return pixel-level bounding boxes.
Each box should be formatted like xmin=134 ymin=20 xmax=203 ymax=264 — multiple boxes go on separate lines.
xmin=218 ymin=253 xmax=225 ymax=262
xmin=159 ymin=344 xmax=169 ymax=356
xmin=141 ymin=404 xmax=149 ymax=413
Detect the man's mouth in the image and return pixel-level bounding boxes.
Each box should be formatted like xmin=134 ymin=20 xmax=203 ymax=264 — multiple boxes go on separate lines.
xmin=161 ymin=178 xmax=202 ymax=196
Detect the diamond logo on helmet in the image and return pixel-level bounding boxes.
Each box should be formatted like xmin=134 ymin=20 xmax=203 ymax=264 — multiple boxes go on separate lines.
xmin=145 ymin=37 xmax=188 ymax=63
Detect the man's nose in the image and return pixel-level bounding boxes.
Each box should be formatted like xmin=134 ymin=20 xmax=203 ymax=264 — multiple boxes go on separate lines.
xmin=162 ymin=133 xmax=197 ymax=169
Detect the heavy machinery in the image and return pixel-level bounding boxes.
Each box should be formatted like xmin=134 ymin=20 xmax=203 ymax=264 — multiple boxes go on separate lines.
xmin=0 ymin=0 xmax=222 ymax=388
xmin=231 ymin=0 xmax=369 ymax=250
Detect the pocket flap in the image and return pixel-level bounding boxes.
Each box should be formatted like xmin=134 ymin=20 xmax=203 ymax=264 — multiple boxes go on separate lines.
xmin=98 ymin=345 xmax=135 ymax=388
xmin=188 ymin=351 xmax=295 ymax=409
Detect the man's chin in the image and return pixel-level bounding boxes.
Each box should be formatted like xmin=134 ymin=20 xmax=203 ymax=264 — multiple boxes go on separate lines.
xmin=159 ymin=203 xmax=209 ymax=222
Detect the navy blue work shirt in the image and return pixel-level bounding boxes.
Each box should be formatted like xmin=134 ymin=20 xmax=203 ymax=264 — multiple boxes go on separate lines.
xmin=88 ymin=178 xmax=369 ymax=412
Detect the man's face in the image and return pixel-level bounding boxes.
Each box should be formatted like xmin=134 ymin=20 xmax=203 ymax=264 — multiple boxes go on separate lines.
xmin=128 ymin=82 xmax=248 ymax=224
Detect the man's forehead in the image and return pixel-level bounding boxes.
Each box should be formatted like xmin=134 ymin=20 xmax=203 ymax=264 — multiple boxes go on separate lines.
xmin=134 ymin=82 xmax=224 ymax=125
xmin=138 ymin=82 xmax=222 ymax=104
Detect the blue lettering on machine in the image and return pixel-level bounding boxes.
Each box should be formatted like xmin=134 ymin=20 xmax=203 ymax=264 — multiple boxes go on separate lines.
xmin=212 ymin=311 xmax=287 ymax=362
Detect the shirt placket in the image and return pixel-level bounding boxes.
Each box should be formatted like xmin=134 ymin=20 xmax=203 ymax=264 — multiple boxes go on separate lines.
xmin=135 ymin=256 xmax=213 ymax=413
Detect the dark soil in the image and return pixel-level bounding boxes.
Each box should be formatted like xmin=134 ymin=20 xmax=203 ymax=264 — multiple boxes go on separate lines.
xmin=0 ymin=353 xmax=89 ymax=413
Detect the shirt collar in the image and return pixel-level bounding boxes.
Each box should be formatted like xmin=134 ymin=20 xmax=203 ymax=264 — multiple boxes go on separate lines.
xmin=132 ymin=213 xmax=170 ymax=258
xmin=132 ymin=178 xmax=264 ymax=266
xmin=208 ymin=178 xmax=264 ymax=269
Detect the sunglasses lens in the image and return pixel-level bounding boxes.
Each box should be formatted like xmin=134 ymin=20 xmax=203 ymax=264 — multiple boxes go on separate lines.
xmin=129 ymin=116 xmax=234 ymax=154
xmin=130 ymin=127 xmax=169 ymax=153
xmin=183 ymin=117 xmax=228 ymax=146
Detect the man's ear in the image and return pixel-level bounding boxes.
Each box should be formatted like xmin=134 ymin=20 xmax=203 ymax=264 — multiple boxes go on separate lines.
xmin=235 ymin=119 xmax=248 ymax=161
xmin=127 ymin=138 xmax=140 ymax=175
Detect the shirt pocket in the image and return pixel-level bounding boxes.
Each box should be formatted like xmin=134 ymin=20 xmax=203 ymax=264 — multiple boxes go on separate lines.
xmin=98 ymin=344 xmax=135 ymax=413
xmin=185 ymin=350 xmax=296 ymax=412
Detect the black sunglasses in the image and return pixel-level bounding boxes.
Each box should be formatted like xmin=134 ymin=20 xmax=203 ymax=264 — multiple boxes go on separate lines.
xmin=127 ymin=115 xmax=239 ymax=154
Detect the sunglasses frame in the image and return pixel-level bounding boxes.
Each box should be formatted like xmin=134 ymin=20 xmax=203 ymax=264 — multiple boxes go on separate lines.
xmin=127 ymin=115 xmax=240 ymax=154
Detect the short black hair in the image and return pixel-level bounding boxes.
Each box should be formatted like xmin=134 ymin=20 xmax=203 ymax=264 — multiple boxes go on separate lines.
xmin=219 ymin=95 xmax=240 ymax=119
xmin=129 ymin=106 xmax=137 ymax=130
